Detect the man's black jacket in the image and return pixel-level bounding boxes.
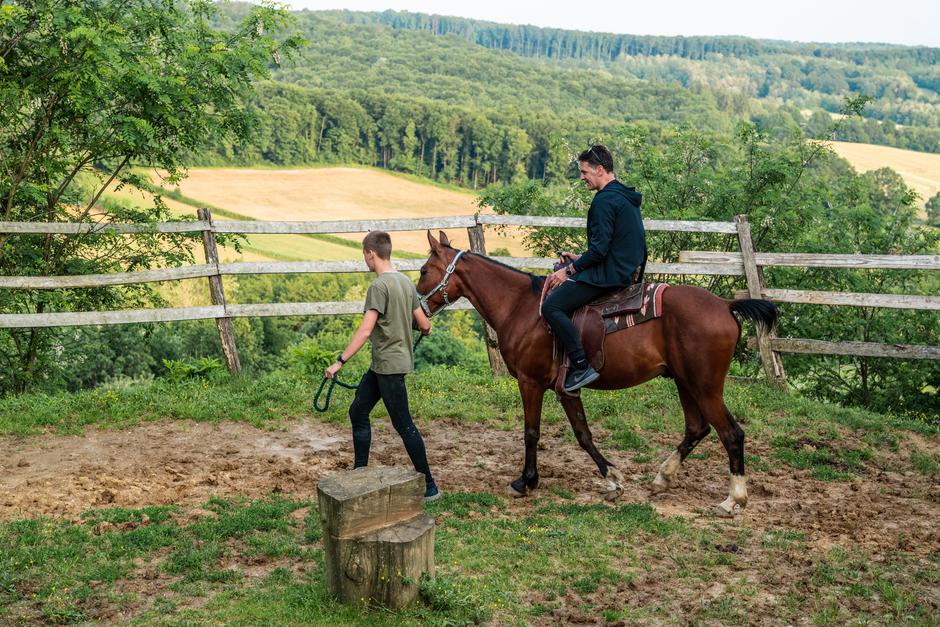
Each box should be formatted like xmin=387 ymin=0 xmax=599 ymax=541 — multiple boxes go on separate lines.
xmin=571 ymin=180 xmax=646 ymax=288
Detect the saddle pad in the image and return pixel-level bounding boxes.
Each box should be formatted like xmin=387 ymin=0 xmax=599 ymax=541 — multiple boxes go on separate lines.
xmin=603 ymin=282 xmax=669 ymax=333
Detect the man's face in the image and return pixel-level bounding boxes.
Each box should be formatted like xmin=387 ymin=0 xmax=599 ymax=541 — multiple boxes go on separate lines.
xmin=579 ymin=161 xmax=605 ymax=190
xmin=363 ymin=248 xmax=376 ymax=271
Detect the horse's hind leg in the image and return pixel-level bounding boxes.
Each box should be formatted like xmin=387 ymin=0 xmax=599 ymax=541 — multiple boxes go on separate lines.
xmin=698 ymin=394 xmax=748 ymax=517
xmin=559 ymin=395 xmax=624 ymax=501
xmin=651 ymin=382 xmax=711 ymax=494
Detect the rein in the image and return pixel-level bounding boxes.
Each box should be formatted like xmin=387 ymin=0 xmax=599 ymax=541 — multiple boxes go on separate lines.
xmin=417 ymin=249 xmax=464 ymax=318
xmin=311 ymin=333 xmax=426 ymax=413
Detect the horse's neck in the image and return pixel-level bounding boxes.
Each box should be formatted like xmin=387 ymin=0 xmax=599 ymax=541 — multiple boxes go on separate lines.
xmin=457 ymin=254 xmax=541 ymax=336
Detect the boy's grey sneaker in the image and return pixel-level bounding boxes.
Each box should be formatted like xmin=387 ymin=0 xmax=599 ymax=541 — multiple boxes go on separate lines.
xmin=425 ymin=484 xmax=442 ymax=503
xmin=564 ymin=365 xmax=600 ymax=393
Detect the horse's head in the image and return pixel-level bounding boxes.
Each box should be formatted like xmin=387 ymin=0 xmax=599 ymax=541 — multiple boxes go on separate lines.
xmin=416 ymin=230 xmax=466 ymax=317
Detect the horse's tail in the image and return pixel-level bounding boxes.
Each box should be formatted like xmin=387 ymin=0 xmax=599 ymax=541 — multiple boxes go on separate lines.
xmin=728 ymin=299 xmax=778 ymax=337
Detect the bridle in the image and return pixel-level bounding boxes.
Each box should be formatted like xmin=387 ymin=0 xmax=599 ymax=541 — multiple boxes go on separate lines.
xmin=417 ymin=249 xmax=465 ymax=318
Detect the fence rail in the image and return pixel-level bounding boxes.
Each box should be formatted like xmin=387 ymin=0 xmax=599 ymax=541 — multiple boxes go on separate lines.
xmin=2 ymin=212 xmax=937 ymax=385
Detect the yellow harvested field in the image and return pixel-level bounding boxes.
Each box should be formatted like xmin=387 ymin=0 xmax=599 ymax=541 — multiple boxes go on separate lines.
xmin=164 ymin=167 xmax=531 ymax=256
xmin=830 ymin=141 xmax=940 ymax=213
xmin=103 ymin=180 xmax=362 ymax=262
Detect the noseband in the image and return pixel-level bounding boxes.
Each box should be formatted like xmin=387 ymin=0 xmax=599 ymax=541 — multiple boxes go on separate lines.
xmin=418 ymin=249 xmax=465 ymax=317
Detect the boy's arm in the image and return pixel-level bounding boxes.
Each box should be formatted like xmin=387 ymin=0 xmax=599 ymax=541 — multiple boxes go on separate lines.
xmin=325 ymin=309 xmax=379 ymax=379
xmin=413 ymin=307 xmax=432 ymax=335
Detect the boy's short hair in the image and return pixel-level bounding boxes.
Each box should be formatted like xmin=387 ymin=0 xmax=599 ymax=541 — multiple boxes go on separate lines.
xmin=577 ymin=144 xmax=614 ymax=173
xmin=362 ymin=231 xmax=392 ymax=260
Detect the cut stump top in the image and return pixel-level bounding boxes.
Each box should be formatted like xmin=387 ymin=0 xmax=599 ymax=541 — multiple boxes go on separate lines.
xmin=317 ymin=466 xmax=426 ymax=538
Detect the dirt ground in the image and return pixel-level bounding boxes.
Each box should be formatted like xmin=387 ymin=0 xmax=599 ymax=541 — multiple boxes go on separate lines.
xmin=2 ymin=418 xmax=939 ymax=622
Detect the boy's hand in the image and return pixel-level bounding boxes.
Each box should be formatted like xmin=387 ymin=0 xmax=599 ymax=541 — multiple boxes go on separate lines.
xmin=325 ymin=361 xmax=342 ymax=379
xmin=421 ymin=324 xmax=432 ymax=336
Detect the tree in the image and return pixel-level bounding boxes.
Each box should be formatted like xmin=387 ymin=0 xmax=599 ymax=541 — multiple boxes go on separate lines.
xmin=0 ymin=0 xmax=303 ymax=393
xmin=926 ymin=192 xmax=940 ymax=227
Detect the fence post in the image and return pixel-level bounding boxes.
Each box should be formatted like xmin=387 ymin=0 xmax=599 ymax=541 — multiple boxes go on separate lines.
xmin=734 ymin=215 xmax=786 ymax=387
xmin=197 ymin=208 xmax=241 ymax=374
xmin=467 ymin=220 xmax=509 ymax=376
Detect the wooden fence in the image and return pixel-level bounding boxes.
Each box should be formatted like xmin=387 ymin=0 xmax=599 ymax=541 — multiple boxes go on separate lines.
xmin=1 ymin=212 xmax=937 ymax=386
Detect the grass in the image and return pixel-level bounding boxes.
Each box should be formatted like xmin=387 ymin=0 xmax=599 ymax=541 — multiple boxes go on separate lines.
xmin=0 ymin=493 xmax=695 ymax=625
xmin=1 ymin=368 xmax=937 ymax=623
xmin=771 ymin=435 xmax=874 ymax=481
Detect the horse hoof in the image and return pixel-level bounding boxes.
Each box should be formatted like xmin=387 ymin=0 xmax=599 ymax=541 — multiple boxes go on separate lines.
xmin=714 ymin=501 xmax=737 ymax=518
xmin=603 ymin=467 xmax=624 ymax=501
xmin=506 ymin=480 xmax=527 ymax=498
xmin=649 ymin=476 xmax=673 ymax=495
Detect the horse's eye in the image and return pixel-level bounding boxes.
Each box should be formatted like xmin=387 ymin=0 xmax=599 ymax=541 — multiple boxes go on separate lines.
xmin=420 ymin=268 xmax=427 ymax=275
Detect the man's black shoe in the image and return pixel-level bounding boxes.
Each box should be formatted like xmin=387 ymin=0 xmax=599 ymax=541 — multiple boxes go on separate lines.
xmin=564 ymin=365 xmax=600 ymax=392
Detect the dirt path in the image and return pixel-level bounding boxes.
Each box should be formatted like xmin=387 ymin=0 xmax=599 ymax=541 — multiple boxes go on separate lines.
xmin=2 ymin=419 xmax=938 ymax=560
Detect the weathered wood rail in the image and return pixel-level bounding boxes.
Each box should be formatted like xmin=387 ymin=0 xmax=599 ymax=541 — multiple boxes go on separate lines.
xmin=1 ymin=212 xmax=937 ymax=386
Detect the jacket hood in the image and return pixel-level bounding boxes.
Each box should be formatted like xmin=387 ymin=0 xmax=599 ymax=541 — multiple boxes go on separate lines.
xmin=602 ymin=180 xmax=642 ymax=208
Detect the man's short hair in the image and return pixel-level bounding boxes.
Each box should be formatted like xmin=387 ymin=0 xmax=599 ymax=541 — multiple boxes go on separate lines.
xmin=577 ymin=145 xmax=614 ymax=173
xmin=362 ymin=231 xmax=392 ymax=260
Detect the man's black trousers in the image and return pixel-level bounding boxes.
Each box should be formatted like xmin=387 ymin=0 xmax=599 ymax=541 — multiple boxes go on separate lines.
xmin=542 ymin=279 xmax=610 ymax=366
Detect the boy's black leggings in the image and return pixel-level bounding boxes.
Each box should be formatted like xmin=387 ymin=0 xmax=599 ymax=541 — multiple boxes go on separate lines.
xmin=349 ymin=369 xmax=434 ymax=487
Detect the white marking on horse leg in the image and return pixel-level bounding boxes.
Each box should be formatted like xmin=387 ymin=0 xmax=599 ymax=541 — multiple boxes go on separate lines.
xmin=651 ymin=450 xmax=682 ymax=494
xmin=715 ymin=474 xmax=748 ymax=518
xmin=603 ymin=466 xmax=625 ymax=501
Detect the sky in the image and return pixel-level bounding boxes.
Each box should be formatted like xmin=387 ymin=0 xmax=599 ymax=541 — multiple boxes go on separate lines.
xmin=280 ymin=0 xmax=940 ymax=48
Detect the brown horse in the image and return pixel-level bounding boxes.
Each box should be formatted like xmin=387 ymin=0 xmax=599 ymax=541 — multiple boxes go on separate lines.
xmin=416 ymin=231 xmax=779 ymax=517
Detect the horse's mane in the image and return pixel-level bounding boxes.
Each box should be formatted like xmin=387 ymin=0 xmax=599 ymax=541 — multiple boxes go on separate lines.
xmin=458 ymin=249 xmax=545 ymax=295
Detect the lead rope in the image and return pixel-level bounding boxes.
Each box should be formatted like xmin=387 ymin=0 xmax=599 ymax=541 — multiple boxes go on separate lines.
xmin=312 ymin=333 xmax=426 ymax=413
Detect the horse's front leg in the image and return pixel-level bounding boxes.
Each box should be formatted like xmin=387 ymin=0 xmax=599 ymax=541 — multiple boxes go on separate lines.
xmin=506 ymin=379 xmax=545 ymax=497
xmin=559 ymin=395 xmax=624 ymax=501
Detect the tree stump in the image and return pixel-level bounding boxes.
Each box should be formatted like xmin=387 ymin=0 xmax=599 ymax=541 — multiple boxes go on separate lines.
xmin=317 ymin=466 xmax=435 ymax=608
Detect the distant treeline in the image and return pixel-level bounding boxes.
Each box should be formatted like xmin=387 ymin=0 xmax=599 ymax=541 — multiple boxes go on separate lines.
xmin=201 ymin=82 xmax=593 ymax=185
xmin=337 ymin=10 xmax=940 ymax=65
xmin=197 ymin=8 xmax=940 ymax=181
xmin=323 ymin=10 xmax=940 ymax=133
xmin=199 ymin=81 xmax=940 ymax=182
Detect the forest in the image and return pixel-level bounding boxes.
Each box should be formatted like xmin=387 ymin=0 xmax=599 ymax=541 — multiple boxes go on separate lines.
xmin=193 ymin=7 xmax=940 ymax=186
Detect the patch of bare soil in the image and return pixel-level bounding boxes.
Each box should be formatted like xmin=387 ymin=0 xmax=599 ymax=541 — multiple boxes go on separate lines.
xmin=2 ymin=418 xmax=938 ymax=623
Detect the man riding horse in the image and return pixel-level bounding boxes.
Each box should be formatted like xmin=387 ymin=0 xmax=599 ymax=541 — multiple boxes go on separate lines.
xmin=544 ymin=145 xmax=647 ymax=392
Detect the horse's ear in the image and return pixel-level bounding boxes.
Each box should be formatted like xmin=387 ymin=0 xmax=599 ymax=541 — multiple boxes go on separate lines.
xmin=439 ymin=231 xmax=451 ymax=247
xmin=427 ymin=230 xmax=440 ymax=251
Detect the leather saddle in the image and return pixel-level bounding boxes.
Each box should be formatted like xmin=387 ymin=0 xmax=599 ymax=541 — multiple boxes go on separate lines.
xmin=540 ymin=267 xmax=668 ymax=398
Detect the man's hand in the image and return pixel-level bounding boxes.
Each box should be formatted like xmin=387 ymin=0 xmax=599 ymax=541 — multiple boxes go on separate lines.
xmin=549 ymin=266 xmax=569 ymax=289
xmin=325 ymin=361 xmax=342 ymax=379
xmin=421 ymin=323 xmax=432 ymax=336
xmin=558 ymin=251 xmax=580 ymax=265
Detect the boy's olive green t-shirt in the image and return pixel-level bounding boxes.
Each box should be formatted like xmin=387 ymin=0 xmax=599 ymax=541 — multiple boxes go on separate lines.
xmin=363 ymin=271 xmax=420 ymax=375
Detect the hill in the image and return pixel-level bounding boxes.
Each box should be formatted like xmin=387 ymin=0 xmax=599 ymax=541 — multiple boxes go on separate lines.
xmin=329 ymin=10 xmax=940 ymax=132
xmin=161 ymin=166 xmax=529 ymax=256
xmin=192 ymin=8 xmax=940 ymax=187
xmin=830 ymin=141 xmax=940 ymax=214
xmin=103 ymin=167 xmax=530 ymax=260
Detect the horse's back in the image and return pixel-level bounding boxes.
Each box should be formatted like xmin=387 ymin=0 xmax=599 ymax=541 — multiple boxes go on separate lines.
xmin=593 ymin=284 xmax=739 ymax=390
